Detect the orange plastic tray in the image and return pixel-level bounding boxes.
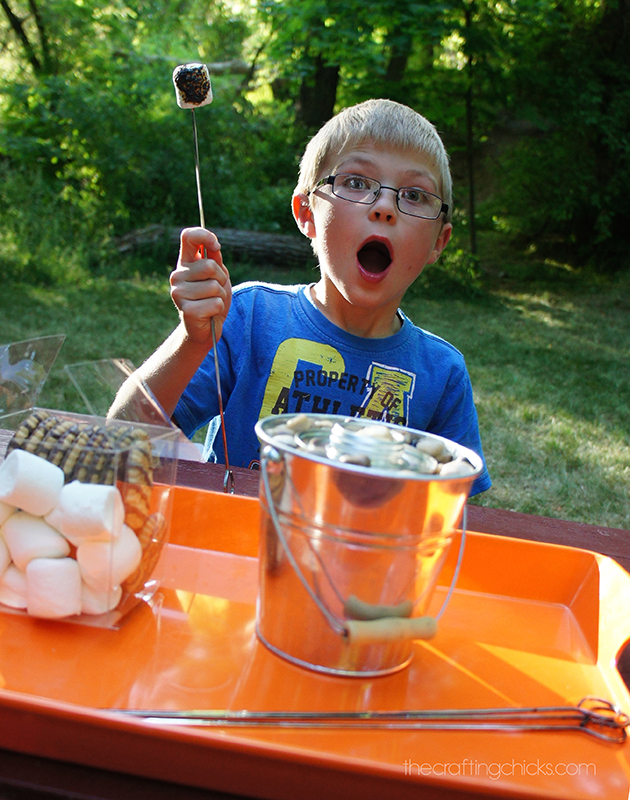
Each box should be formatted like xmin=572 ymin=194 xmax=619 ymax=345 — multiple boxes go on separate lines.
xmin=0 ymin=486 xmax=629 ymax=800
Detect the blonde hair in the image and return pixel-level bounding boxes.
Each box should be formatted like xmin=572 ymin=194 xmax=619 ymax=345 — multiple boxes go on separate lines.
xmin=295 ymin=99 xmax=452 ymax=222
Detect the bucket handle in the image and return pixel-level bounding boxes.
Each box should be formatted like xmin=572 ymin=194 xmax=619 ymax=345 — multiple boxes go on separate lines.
xmin=260 ymin=445 xmax=466 ymax=644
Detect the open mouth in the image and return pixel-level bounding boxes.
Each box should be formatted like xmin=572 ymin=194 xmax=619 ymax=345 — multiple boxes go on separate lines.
xmin=357 ymin=241 xmax=392 ymax=274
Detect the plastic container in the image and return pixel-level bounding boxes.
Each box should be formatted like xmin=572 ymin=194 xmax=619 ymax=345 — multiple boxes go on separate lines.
xmin=0 ymin=336 xmax=180 ymax=627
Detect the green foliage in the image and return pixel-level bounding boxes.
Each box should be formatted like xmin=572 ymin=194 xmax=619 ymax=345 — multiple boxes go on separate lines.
xmin=0 ymin=162 xmax=102 ymax=285
xmin=0 ymin=0 xmax=307 ymax=283
xmin=256 ymin=0 xmax=457 ymax=122
xmin=487 ymin=0 xmax=630 ymax=271
xmin=417 ymin=246 xmax=484 ymax=299
xmin=1 ymin=0 xmax=630 ymax=281
xmin=2 ymin=58 xmax=183 ymax=226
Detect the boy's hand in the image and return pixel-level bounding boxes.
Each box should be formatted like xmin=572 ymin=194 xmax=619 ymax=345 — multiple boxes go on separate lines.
xmin=170 ymin=227 xmax=232 ymax=346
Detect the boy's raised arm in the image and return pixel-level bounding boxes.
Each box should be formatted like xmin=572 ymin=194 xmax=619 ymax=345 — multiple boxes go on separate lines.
xmin=109 ymin=227 xmax=231 ymax=421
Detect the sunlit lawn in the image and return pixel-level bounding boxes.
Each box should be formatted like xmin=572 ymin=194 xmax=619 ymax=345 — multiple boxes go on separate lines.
xmin=402 ymin=273 xmax=630 ymax=531
xmin=1 ymin=264 xmax=628 ymax=531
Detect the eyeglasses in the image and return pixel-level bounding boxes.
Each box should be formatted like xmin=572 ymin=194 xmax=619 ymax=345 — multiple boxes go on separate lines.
xmin=309 ymin=173 xmax=449 ymax=220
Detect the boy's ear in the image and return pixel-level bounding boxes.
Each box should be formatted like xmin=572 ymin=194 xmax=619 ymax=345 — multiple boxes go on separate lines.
xmin=292 ymin=193 xmax=316 ymax=239
xmin=426 ymin=222 xmax=453 ymax=265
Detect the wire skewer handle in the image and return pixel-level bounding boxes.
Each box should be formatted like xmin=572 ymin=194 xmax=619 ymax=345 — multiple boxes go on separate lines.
xmin=191 ymin=108 xmax=234 ymax=493
xmin=113 ymin=697 xmax=628 ymax=744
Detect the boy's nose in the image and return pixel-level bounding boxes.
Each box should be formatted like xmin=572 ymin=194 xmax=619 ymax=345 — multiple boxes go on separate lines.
xmin=368 ymin=186 xmax=398 ymax=223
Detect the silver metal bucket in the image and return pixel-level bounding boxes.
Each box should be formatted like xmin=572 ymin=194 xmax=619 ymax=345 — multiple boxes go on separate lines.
xmin=255 ymin=414 xmax=482 ymax=677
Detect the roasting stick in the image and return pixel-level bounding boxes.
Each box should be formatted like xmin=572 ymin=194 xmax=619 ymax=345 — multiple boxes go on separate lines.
xmin=112 ymin=697 xmax=628 ymax=743
xmin=173 ymin=64 xmax=234 ymax=493
xmin=190 ymin=107 xmax=233 ymax=494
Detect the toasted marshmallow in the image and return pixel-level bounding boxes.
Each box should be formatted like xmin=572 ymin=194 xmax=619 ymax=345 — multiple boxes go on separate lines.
xmin=26 ymin=557 xmax=82 ymax=619
xmin=77 ymin=524 xmax=142 ymax=593
xmin=0 ymin=450 xmax=64 ymax=516
xmin=2 ymin=511 xmax=70 ymax=571
xmin=46 ymin=480 xmax=124 ymax=545
xmin=173 ymin=63 xmax=213 ymax=109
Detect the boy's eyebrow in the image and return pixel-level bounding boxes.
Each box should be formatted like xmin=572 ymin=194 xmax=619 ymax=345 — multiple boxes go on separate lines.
xmin=335 ymin=154 xmax=438 ymax=188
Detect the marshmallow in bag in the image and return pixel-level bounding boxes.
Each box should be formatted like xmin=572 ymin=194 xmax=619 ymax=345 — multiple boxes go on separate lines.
xmin=0 ymin=450 xmax=64 ymax=516
xmin=2 ymin=511 xmax=70 ymax=570
xmin=26 ymin=557 xmax=82 ymax=618
xmin=46 ymin=480 xmax=124 ymax=546
xmin=0 ymin=499 xmax=15 ymax=527
xmin=0 ymin=534 xmax=10 ymax=575
xmin=0 ymin=564 xmax=27 ymax=609
xmin=81 ymin=582 xmax=123 ymax=616
xmin=77 ymin=523 xmax=142 ymax=593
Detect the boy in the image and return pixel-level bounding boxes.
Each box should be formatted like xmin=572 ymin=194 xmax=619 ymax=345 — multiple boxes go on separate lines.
xmin=113 ymin=99 xmax=491 ymax=495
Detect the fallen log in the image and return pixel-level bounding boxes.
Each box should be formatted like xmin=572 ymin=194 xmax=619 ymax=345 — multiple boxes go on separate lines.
xmin=114 ymin=224 xmax=316 ymax=268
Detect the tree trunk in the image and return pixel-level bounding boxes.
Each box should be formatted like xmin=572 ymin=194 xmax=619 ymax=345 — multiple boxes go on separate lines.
xmin=385 ymin=28 xmax=413 ymax=95
xmin=297 ymin=54 xmax=339 ymax=129
xmin=464 ymin=3 xmax=477 ymax=255
xmin=27 ymin=0 xmax=52 ymax=73
xmin=0 ymin=0 xmax=43 ymax=73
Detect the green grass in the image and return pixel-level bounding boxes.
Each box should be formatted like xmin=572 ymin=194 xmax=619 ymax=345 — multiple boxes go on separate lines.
xmin=0 ymin=277 xmax=177 ymax=414
xmin=1 ymin=260 xmax=628 ymax=531
xmin=401 ymin=271 xmax=630 ymax=531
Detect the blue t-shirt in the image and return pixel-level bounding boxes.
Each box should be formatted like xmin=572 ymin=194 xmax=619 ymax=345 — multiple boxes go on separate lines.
xmin=173 ymin=282 xmax=491 ymax=495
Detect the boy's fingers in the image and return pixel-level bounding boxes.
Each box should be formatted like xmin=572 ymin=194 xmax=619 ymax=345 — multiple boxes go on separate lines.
xmin=171 ymin=274 xmax=229 ymax=305
xmin=179 ymin=226 xmax=223 ymax=266
xmin=171 ymin=227 xmax=232 ymax=345
xmin=177 ymin=296 xmax=229 ymax=344
xmin=178 ymin=296 xmax=226 ymax=324
xmin=171 ymin=257 xmax=228 ymax=289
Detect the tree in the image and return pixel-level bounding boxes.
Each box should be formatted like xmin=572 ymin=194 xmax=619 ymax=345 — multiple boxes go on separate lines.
xmin=492 ymin=0 xmax=630 ymax=269
xmin=256 ymin=0 xmax=368 ymax=128
xmin=0 ymin=0 xmax=52 ymax=74
xmin=254 ymin=0 xmax=508 ymax=255
xmin=2 ymin=0 xmax=629 ymax=278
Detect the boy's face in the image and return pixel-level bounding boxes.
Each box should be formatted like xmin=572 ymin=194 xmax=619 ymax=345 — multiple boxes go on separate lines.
xmin=293 ymin=143 xmax=452 ymax=338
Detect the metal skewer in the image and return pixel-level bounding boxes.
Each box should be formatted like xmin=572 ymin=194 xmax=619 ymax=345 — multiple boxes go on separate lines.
xmin=112 ymin=697 xmax=628 ymax=744
xmin=190 ymin=107 xmax=234 ymax=494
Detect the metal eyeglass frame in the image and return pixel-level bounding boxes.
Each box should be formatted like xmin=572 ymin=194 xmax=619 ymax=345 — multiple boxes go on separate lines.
xmin=309 ymin=173 xmax=449 ymax=220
